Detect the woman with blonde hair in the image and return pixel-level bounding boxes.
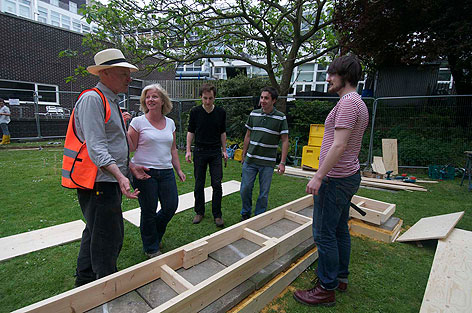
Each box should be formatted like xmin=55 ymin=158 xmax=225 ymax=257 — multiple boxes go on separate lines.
xmin=128 ymin=84 xmax=186 ymax=258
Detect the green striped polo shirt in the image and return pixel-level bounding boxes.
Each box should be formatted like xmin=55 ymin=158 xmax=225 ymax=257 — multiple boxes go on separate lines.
xmin=245 ymin=108 xmax=289 ymax=167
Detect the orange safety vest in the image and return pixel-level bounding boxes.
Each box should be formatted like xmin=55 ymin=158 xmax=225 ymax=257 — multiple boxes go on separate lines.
xmin=61 ymin=88 xmax=112 ymax=189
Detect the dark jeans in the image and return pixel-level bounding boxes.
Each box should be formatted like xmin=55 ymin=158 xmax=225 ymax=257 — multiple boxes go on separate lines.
xmin=193 ymin=149 xmax=223 ymax=218
xmin=312 ymin=171 xmax=361 ymax=290
xmin=132 ymin=169 xmax=178 ymax=254
xmin=76 ymin=182 xmax=124 ymax=282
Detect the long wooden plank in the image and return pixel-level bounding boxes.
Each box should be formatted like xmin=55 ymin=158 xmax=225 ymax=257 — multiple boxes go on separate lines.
xmin=153 ymin=221 xmax=313 ymax=313
xmin=13 ymin=250 xmax=184 ymax=313
xmin=231 ymin=247 xmax=319 ymax=313
xmin=396 ymin=211 xmax=464 ymax=242
xmin=0 ymin=220 xmax=85 ymax=262
xmin=420 ymin=228 xmax=472 ymax=313
xmin=361 ymin=180 xmax=427 ymax=192
xmin=382 ymin=139 xmax=398 ymax=175
xmin=283 ymin=166 xmax=426 ymax=192
xmin=14 ymin=195 xmax=313 ymax=313
xmin=123 ymin=180 xmax=241 ymax=226
xmin=362 ymin=176 xmax=423 ymax=188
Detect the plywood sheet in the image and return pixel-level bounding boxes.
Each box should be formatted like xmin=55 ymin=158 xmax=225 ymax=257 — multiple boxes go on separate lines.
xmin=420 ymin=228 xmax=472 ymax=313
xmin=382 ymin=139 xmax=398 ymax=175
xmin=372 ymin=156 xmax=387 ymax=174
xmin=123 ymin=180 xmax=241 ymax=227
xmin=0 ymin=220 xmax=85 ymax=262
xmin=396 ymin=211 xmax=464 ymax=242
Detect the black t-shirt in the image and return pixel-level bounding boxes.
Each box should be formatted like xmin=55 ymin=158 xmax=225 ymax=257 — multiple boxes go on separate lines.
xmin=188 ymin=105 xmax=226 ymax=149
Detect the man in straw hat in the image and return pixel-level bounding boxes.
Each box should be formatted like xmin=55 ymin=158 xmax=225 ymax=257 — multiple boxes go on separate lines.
xmin=64 ymin=48 xmax=150 ymax=287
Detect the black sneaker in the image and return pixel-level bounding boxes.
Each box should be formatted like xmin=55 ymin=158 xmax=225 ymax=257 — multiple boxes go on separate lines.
xmin=241 ymin=214 xmax=250 ymax=221
xmin=74 ymin=276 xmax=95 ymax=287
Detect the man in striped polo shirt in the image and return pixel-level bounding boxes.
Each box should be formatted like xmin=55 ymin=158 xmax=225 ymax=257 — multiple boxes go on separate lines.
xmin=240 ymin=87 xmax=289 ymax=220
xmin=294 ymin=54 xmax=369 ymax=307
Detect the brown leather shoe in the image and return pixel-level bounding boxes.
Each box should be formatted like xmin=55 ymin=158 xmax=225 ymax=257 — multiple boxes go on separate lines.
xmin=193 ymin=214 xmax=204 ymax=224
xmin=214 ymin=217 xmax=224 ymax=227
xmin=293 ymin=282 xmax=335 ymax=307
xmin=337 ymin=282 xmax=347 ymax=292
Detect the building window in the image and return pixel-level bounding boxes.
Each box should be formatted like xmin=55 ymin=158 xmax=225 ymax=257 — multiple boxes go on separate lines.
xmin=50 ymin=0 xmax=58 ymax=6
xmin=51 ymin=11 xmax=60 ymax=26
xmin=38 ymin=6 xmax=48 ymax=23
xmin=316 ymin=71 xmax=326 ymax=82
xmin=81 ymin=24 xmax=90 ymax=33
xmin=18 ymin=0 xmax=31 ymax=18
xmin=315 ymin=84 xmax=326 ymax=92
xmin=72 ymin=19 xmax=81 ymax=32
xmin=0 ymin=80 xmax=59 ymax=105
xmin=3 ymin=0 xmax=17 ymax=14
xmin=61 ymin=14 xmax=70 ymax=29
xmin=186 ymin=61 xmax=202 ymax=72
xmin=69 ymin=1 xmax=77 ymax=13
xmin=176 ymin=63 xmax=184 ymax=72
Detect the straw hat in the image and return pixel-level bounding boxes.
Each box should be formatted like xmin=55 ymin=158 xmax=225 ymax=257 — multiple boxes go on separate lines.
xmin=87 ymin=48 xmax=138 ymax=76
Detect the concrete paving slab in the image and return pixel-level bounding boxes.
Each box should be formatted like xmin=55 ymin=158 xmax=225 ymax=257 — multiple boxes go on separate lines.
xmin=298 ymin=206 xmax=313 ymax=218
xmin=209 ymin=238 xmax=260 ymax=267
xmin=136 ymin=278 xmax=178 ymax=308
xmin=380 ymin=216 xmax=401 ymax=231
xmin=200 ymin=280 xmax=255 ymax=313
xmin=86 ymin=291 xmax=151 ymax=313
xmin=257 ymin=218 xmax=300 ymax=238
xmin=248 ymin=238 xmax=316 ymax=289
xmin=177 ymin=257 xmax=226 ymax=285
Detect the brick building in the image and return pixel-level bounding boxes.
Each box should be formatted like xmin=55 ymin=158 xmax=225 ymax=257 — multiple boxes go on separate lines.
xmin=0 ymin=12 xmax=173 ymax=138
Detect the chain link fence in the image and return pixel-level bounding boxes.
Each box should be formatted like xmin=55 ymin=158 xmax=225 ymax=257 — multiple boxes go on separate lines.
xmin=3 ymin=86 xmax=471 ymax=169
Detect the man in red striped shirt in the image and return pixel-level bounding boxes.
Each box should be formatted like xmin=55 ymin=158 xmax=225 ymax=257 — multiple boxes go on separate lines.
xmin=294 ymin=54 xmax=369 ymax=307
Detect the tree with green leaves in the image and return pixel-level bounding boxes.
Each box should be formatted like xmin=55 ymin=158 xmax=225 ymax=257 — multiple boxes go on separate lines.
xmin=81 ymin=0 xmax=339 ymax=112
xmin=334 ymin=0 xmax=472 ymax=95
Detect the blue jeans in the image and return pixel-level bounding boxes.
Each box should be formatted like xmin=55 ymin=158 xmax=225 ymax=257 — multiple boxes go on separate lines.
xmin=132 ymin=169 xmax=178 ymax=254
xmin=312 ymin=171 xmax=361 ymax=290
xmin=240 ymin=162 xmax=274 ymax=217
xmin=0 ymin=123 xmax=9 ymax=136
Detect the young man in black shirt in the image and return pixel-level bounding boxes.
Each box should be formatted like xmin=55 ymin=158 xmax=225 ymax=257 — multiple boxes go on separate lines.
xmin=186 ymin=84 xmax=228 ymax=226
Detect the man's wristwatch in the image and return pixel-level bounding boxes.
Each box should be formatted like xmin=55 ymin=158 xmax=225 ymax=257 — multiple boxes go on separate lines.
xmin=280 ymin=161 xmax=286 ymax=165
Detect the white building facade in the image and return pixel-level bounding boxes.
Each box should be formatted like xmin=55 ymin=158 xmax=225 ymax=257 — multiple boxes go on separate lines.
xmin=0 ymin=0 xmax=96 ymax=34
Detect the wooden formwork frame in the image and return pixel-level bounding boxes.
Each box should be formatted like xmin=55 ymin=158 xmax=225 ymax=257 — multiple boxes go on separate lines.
xmin=351 ymin=195 xmax=396 ymax=225
xmin=14 ymin=195 xmax=314 ymax=313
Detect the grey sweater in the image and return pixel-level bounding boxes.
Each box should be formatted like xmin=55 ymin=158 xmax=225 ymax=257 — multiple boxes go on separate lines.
xmin=74 ymin=82 xmax=129 ymax=182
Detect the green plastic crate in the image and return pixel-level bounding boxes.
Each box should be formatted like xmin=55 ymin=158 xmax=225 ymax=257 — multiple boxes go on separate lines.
xmin=428 ymin=165 xmax=455 ymax=180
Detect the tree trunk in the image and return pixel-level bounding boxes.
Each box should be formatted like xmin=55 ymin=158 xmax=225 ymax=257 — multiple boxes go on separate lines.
xmin=448 ymin=53 xmax=472 ymax=129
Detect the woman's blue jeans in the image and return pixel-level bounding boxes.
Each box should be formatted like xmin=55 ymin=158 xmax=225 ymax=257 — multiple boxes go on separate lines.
xmin=240 ymin=161 xmax=274 ymax=217
xmin=312 ymin=171 xmax=361 ymax=290
xmin=132 ymin=169 xmax=178 ymax=254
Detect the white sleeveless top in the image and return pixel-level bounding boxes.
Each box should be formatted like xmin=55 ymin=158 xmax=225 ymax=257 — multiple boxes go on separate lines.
xmin=130 ymin=115 xmax=175 ymax=169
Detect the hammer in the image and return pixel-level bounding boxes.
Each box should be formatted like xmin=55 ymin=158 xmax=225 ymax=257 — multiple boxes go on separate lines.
xmin=350 ymin=202 xmax=367 ymax=216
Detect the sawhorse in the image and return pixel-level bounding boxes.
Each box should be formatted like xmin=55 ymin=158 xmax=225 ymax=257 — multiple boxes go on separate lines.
xmin=460 ymin=151 xmax=472 ymax=191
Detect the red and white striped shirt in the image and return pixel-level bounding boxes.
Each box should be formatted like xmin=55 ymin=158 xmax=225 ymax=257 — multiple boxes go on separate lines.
xmin=319 ymin=92 xmax=369 ymax=178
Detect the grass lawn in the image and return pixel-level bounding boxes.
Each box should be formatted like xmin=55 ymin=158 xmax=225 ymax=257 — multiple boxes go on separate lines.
xmin=0 ymin=142 xmax=471 ymax=313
